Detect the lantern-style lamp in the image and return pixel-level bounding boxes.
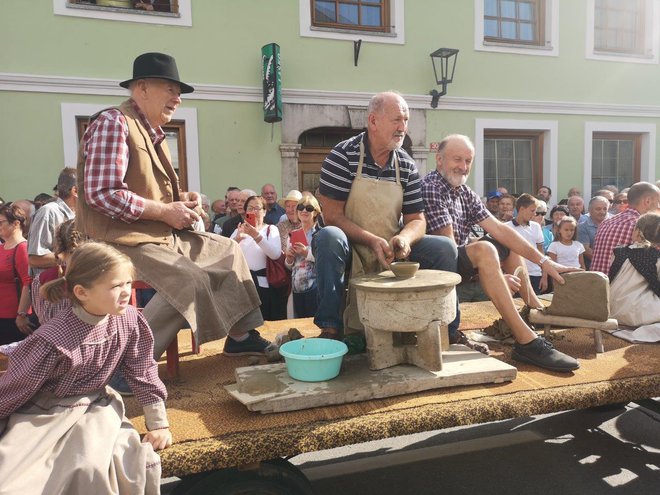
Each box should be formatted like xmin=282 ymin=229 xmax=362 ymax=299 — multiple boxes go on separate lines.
xmin=429 ymin=47 xmax=459 ymax=108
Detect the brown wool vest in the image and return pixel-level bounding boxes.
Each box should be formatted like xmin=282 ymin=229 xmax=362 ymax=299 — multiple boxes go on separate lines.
xmin=76 ymin=100 xmax=180 ymax=246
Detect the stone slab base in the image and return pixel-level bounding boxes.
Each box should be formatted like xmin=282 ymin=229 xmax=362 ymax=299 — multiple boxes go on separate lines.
xmin=226 ymin=344 xmax=517 ymax=414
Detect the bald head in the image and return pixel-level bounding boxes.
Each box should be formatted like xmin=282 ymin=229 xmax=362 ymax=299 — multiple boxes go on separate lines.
xmin=437 ymin=134 xmax=475 ymax=158
xmin=368 ymin=91 xmax=408 ymax=115
xmin=627 ymin=181 xmax=660 ymax=214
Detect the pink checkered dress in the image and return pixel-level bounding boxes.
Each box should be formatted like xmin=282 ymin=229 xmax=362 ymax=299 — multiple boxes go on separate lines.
xmin=0 ymin=305 xmax=166 ymax=418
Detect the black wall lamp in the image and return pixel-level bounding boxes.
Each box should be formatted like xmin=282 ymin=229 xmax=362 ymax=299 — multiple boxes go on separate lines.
xmin=429 ymin=47 xmax=459 ymax=108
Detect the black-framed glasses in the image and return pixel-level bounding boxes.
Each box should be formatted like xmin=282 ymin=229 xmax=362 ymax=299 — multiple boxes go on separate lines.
xmin=535 ymin=211 xmax=547 ymax=216
xmin=296 ymin=204 xmax=316 ymax=212
xmin=613 ymin=200 xmax=628 ymax=205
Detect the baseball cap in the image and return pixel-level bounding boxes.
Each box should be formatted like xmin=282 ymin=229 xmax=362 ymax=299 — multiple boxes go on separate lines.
xmin=487 ymin=191 xmax=502 ymax=200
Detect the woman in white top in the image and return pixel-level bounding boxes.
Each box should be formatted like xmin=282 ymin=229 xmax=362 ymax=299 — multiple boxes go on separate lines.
xmin=231 ymin=195 xmax=287 ymax=320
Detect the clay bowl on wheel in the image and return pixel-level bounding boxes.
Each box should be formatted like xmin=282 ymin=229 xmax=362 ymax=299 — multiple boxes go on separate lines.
xmin=389 ymin=261 xmax=420 ymax=279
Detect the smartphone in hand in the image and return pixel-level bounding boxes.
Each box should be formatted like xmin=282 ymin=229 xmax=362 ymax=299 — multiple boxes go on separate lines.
xmin=245 ymin=212 xmax=256 ymax=227
xmin=289 ymin=228 xmax=308 ymax=246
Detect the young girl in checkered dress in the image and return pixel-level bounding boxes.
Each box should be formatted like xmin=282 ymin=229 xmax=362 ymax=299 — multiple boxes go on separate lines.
xmin=0 ymin=242 xmax=170 ymax=495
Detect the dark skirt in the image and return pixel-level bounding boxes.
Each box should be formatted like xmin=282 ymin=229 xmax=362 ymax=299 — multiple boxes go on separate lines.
xmin=0 ymin=318 xmax=26 ymax=346
xmin=251 ymin=269 xmax=288 ymax=321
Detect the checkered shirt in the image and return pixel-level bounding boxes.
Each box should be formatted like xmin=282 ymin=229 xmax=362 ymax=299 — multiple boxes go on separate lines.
xmin=82 ymin=99 xmax=165 ymax=223
xmin=0 ymin=305 xmax=166 ymax=418
xmin=421 ymin=170 xmax=491 ymax=246
xmin=589 ymin=208 xmax=640 ymax=274
xmin=31 ymin=268 xmax=71 ymax=325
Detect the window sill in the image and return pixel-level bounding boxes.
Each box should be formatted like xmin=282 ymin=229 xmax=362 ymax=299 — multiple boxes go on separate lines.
xmin=53 ymin=0 xmax=192 ymax=26
xmin=587 ymin=50 xmax=658 ymax=64
xmin=310 ymin=25 xmax=396 ymax=38
xmin=477 ymin=40 xmax=557 ymax=57
xmin=68 ymin=3 xmax=180 ymax=19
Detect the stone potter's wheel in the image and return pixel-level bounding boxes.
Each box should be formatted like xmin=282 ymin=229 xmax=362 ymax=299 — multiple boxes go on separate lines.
xmin=351 ymin=270 xmax=461 ymax=371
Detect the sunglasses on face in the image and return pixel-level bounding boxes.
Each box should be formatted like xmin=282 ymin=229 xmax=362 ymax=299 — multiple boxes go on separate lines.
xmin=535 ymin=211 xmax=547 ymax=216
xmin=296 ymin=204 xmax=316 ymax=212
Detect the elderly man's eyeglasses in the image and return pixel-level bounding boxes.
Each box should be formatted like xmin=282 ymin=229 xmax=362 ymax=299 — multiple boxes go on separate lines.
xmin=246 ymin=206 xmax=263 ymax=212
xmin=296 ymin=204 xmax=316 ymax=212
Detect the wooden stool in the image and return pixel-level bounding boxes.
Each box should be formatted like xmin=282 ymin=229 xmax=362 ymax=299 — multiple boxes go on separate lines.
xmin=529 ymin=309 xmax=618 ymax=353
xmin=130 ymin=281 xmax=201 ymax=379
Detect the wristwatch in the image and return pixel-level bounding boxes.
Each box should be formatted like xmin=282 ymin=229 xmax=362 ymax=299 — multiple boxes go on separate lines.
xmin=17 ymin=311 xmax=28 ymax=318
xmin=538 ymin=255 xmax=550 ymax=267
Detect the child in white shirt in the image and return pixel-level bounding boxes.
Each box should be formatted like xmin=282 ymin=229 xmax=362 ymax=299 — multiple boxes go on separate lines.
xmin=547 ymin=216 xmax=586 ymax=269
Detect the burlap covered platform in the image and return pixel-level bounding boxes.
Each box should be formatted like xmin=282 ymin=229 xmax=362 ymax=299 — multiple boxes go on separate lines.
xmin=2 ymin=301 xmax=658 ymax=479
xmin=128 ymin=301 xmax=659 ymax=478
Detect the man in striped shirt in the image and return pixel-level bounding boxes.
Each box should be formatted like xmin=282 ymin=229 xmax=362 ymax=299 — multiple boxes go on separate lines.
xmin=313 ymin=92 xmax=457 ymax=340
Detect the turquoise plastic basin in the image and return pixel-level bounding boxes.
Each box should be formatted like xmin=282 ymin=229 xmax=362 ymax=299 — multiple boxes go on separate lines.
xmin=279 ymin=338 xmax=348 ymax=382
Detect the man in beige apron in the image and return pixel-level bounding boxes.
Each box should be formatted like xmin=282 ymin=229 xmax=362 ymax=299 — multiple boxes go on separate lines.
xmin=313 ymin=92 xmax=458 ymax=339
xmin=77 ymin=53 xmax=267 ymax=385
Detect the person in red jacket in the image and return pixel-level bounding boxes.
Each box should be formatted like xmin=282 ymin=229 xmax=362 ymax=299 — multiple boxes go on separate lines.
xmin=0 ymin=203 xmax=31 ymax=345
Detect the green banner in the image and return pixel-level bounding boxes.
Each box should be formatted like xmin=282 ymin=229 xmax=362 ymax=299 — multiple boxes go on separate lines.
xmin=261 ymin=43 xmax=282 ymax=123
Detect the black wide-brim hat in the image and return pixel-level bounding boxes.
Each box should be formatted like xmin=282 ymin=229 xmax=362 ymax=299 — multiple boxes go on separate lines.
xmin=120 ymin=52 xmax=194 ymax=94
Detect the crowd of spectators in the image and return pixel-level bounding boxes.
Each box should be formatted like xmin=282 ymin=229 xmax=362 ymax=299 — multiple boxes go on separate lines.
xmin=2 ymin=170 xmax=659 ymax=350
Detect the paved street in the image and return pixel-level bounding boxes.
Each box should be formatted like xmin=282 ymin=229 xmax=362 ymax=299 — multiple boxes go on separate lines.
xmin=293 ymin=400 xmax=660 ymax=494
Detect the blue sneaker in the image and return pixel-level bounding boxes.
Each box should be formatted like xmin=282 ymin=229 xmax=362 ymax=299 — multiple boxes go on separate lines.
xmin=109 ymin=371 xmax=134 ymax=396
xmin=223 ymin=330 xmax=272 ymax=356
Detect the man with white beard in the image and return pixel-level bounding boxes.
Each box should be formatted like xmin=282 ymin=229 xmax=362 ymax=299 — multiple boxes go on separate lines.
xmin=422 ymin=134 xmax=580 ymax=372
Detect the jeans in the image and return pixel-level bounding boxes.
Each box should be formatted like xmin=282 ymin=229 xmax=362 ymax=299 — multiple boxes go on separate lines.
xmin=312 ymin=227 xmax=460 ymax=337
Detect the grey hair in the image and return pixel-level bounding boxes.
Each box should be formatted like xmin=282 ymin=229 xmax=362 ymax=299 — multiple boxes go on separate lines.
xmin=367 ymin=91 xmax=406 ymax=115
xmin=588 ymin=195 xmax=609 ymax=208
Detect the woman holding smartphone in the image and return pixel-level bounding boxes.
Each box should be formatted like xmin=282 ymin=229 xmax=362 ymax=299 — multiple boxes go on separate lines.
xmin=284 ymin=196 xmax=322 ymax=318
xmin=231 ymin=195 xmax=287 ymax=320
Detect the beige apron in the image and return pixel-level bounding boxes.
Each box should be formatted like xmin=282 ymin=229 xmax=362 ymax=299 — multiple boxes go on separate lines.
xmin=343 ymin=141 xmax=403 ymax=333
xmin=115 ymin=230 xmax=264 ymax=346
xmin=0 ymin=388 xmax=161 ymax=495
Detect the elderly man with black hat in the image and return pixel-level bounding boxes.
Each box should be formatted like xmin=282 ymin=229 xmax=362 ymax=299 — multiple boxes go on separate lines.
xmin=76 ymin=53 xmax=267 ymax=393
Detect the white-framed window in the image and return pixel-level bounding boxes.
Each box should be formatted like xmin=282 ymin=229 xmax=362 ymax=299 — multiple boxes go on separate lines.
xmin=484 ymin=131 xmax=542 ymax=195
xmin=300 ymin=0 xmax=405 ymax=44
xmin=586 ymin=0 xmax=659 ymax=63
xmin=475 ymin=119 xmax=558 ymax=198
xmin=60 ymin=103 xmax=200 ymax=192
xmin=475 ymin=0 xmax=559 ymax=56
xmin=583 ymin=122 xmax=656 ymax=200
xmin=53 ymin=0 xmax=192 ymax=27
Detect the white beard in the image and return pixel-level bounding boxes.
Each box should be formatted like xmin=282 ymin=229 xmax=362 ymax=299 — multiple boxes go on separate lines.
xmin=441 ymin=170 xmax=468 ymax=188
